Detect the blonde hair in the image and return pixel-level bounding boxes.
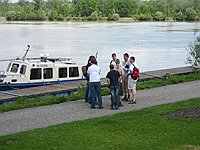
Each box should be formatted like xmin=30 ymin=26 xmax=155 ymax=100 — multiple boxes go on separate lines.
xmin=116 ymin=59 xmax=120 ymax=65
xmin=115 ymin=59 xmax=119 ymax=69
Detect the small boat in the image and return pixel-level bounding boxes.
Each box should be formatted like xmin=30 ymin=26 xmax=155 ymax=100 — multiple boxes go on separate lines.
xmin=0 ymin=45 xmax=86 ymax=91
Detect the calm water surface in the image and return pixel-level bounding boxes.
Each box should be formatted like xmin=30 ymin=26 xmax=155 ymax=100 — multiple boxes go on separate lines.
xmin=0 ymin=22 xmax=200 ymax=77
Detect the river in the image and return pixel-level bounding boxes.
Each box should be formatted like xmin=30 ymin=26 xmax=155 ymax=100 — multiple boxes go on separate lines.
xmin=0 ymin=21 xmax=200 ymax=77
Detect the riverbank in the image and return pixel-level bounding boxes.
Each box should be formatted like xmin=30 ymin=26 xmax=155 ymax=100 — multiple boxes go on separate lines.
xmin=1 ymin=71 xmax=200 ymax=113
xmin=1 ymin=18 xmax=200 ymax=23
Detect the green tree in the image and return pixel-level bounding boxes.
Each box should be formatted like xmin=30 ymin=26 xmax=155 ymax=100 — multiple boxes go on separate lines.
xmin=154 ymin=11 xmax=165 ymax=21
xmin=185 ymin=7 xmax=197 ymax=21
xmin=74 ymin=0 xmax=97 ymax=17
xmin=187 ymin=35 xmax=200 ymax=68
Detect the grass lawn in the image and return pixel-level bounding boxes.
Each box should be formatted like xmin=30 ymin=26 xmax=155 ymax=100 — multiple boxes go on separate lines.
xmin=0 ymin=98 xmax=199 ymax=150
xmin=1 ymin=72 xmax=200 ymax=113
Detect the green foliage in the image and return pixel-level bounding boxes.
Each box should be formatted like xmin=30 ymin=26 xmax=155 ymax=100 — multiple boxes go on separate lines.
xmin=1 ymin=0 xmax=200 ymax=21
xmin=107 ymin=13 xmax=119 ymax=21
xmin=154 ymin=11 xmax=165 ymax=21
xmin=0 ymin=98 xmax=200 ymax=149
xmin=88 ymin=11 xmax=98 ymax=20
xmin=185 ymin=7 xmax=198 ymax=21
xmin=73 ymin=0 xmax=97 ymax=17
xmin=187 ymin=36 xmax=200 ymax=68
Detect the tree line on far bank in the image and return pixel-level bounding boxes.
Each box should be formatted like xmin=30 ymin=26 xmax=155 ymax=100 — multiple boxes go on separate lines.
xmin=0 ymin=0 xmax=200 ymax=22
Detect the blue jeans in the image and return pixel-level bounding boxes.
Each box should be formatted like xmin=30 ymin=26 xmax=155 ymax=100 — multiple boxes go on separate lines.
xmin=85 ymin=82 xmax=90 ymax=103
xmin=90 ymin=82 xmax=103 ymax=108
xmin=110 ymin=85 xmax=120 ymax=108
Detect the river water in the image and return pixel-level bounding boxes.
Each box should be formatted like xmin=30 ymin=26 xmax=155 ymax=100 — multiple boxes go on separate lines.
xmin=0 ymin=22 xmax=200 ymax=77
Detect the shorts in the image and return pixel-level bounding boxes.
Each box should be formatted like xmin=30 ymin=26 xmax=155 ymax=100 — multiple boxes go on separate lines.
xmin=128 ymin=78 xmax=137 ymax=90
xmin=119 ymin=83 xmax=123 ymax=96
xmin=123 ymin=77 xmax=128 ymax=89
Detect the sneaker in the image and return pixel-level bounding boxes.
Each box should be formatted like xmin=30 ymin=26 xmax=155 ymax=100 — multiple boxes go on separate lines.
xmin=98 ymin=106 xmax=104 ymax=109
xmin=129 ymin=100 xmax=136 ymax=104
xmin=122 ymin=95 xmax=127 ymax=101
xmin=115 ymin=107 xmax=119 ymax=110
xmin=91 ymin=106 xmax=96 ymax=109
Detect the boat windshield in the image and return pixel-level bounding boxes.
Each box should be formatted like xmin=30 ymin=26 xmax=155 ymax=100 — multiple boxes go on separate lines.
xmin=10 ymin=63 xmax=19 ymax=73
xmin=6 ymin=63 xmax=11 ymax=72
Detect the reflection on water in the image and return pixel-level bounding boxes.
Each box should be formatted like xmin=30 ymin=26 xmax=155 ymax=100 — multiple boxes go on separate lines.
xmin=0 ymin=22 xmax=199 ymax=77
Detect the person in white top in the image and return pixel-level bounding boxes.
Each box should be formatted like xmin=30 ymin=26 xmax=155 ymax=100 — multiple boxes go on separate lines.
xmin=121 ymin=53 xmax=130 ymax=101
xmin=127 ymin=56 xmax=138 ymax=104
xmin=110 ymin=53 xmax=117 ymax=66
xmin=87 ymin=57 xmax=103 ymax=109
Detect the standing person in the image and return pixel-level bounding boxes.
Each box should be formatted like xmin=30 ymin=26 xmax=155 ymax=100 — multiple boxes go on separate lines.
xmin=84 ymin=56 xmax=96 ymax=103
xmin=128 ymin=56 xmax=138 ymax=104
xmin=87 ymin=57 xmax=103 ymax=109
xmin=122 ymin=53 xmax=130 ymax=101
xmin=115 ymin=59 xmax=124 ymax=107
xmin=110 ymin=53 xmax=117 ymax=66
xmin=106 ymin=64 xmax=120 ymax=110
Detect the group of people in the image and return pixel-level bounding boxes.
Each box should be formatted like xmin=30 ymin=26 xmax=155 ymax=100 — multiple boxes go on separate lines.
xmin=84 ymin=53 xmax=139 ymax=110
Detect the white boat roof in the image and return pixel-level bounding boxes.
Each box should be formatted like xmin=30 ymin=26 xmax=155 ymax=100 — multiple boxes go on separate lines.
xmin=11 ymin=57 xmax=77 ymax=65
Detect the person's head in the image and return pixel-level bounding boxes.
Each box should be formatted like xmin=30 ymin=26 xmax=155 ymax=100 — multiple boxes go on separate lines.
xmin=116 ymin=59 xmax=120 ymax=65
xmin=109 ymin=64 xmax=114 ymax=70
xmin=88 ymin=55 xmax=96 ymax=64
xmin=130 ymin=56 xmax=135 ymax=64
xmin=90 ymin=57 xmax=97 ymax=65
xmin=123 ymin=53 xmax=129 ymax=61
xmin=111 ymin=53 xmax=116 ymax=60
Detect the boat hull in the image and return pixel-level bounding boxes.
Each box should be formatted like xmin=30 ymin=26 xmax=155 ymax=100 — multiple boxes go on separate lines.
xmin=0 ymin=79 xmax=85 ymax=91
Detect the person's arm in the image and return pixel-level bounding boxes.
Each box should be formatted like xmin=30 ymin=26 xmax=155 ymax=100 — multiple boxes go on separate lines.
xmin=118 ymin=72 xmax=121 ymax=82
xmin=106 ymin=78 xmax=110 ymax=85
xmin=87 ymin=67 xmax=90 ymax=78
xmin=106 ymin=73 xmax=110 ymax=85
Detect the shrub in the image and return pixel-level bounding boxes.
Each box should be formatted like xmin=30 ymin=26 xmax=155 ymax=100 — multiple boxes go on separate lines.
xmin=89 ymin=11 xmax=98 ymax=21
xmin=187 ymin=35 xmax=200 ymax=68
xmin=165 ymin=17 xmax=174 ymax=22
xmin=6 ymin=11 xmax=16 ymax=21
xmin=107 ymin=13 xmax=119 ymax=21
xmin=154 ymin=11 xmax=165 ymax=21
xmin=185 ymin=7 xmax=198 ymax=21
xmin=112 ymin=13 xmax=119 ymax=21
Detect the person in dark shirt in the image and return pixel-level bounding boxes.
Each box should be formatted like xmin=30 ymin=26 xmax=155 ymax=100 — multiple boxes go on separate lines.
xmin=106 ymin=64 xmax=120 ymax=109
xmin=84 ymin=55 xmax=96 ymax=103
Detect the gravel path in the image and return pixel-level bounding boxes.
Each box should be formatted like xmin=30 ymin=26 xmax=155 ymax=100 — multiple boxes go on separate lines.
xmin=0 ymin=80 xmax=200 ymax=136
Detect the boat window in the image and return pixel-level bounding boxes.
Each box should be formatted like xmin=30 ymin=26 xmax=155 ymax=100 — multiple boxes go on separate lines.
xmin=20 ymin=65 xmax=27 ymax=75
xmin=30 ymin=68 xmax=42 ymax=80
xmin=10 ymin=63 xmax=19 ymax=73
xmin=69 ymin=67 xmax=79 ymax=77
xmin=59 ymin=68 xmax=67 ymax=78
xmin=6 ymin=63 xmax=11 ymax=72
xmin=43 ymin=68 xmax=53 ymax=79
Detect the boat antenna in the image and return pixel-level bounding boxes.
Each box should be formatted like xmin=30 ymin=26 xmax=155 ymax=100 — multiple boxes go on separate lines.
xmin=95 ymin=52 xmax=98 ymax=58
xmin=23 ymin=45 xmax=31 ymax=61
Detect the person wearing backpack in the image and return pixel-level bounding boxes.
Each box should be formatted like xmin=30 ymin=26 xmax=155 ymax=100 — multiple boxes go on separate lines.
xmin=127 ymin=56 xmax=139 ymax=104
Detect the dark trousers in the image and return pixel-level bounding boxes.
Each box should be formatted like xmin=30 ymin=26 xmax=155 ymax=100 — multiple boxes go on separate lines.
xmin=85 ymin=82 xmax=90 ymax=103
xmin=110 ymin=85 xmax=120 ymax=108
xmin=90 ymin=82 xmax=102 ymax=108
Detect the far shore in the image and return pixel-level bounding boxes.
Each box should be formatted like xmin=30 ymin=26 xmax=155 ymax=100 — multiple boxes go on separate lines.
xmin=1 ymin=17 xmax=200 ymax=24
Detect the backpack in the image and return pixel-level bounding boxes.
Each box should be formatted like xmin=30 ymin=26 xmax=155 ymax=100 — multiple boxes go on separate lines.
xmin=131 ymin=64 xmax=140 ymax=80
